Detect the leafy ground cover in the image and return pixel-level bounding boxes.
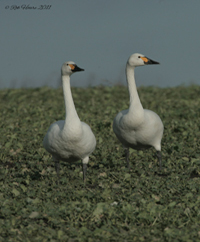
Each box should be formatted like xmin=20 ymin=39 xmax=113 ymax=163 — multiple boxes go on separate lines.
xmin=0 ymin=85 xmax=200 ymax=241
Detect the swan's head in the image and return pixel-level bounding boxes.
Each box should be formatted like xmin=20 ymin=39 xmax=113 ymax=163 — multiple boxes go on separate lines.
xmin=61 ymin=61 xmax=84 ymax=76
xmin=127 ymin=53 xmax=159 ymax=68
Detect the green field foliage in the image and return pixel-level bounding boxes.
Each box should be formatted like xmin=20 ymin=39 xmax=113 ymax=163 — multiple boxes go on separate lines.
xmin=0 ymin=85 xmax=200 ymax=241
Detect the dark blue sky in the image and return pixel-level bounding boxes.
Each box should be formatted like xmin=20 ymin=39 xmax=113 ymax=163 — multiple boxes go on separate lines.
xmin=1 ymin=0 xmax=200 ymax=88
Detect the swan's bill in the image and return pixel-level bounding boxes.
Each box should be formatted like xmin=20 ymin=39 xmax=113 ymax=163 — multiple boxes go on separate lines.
xmin=140 ymin=56 xmax=160 ymax=65
xmin=68 ymin=64 xmax=84 ymax=72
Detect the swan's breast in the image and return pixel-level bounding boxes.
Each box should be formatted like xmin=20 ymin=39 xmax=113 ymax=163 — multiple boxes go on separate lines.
xmin=43 ymin=120 xmax=96 ymax=162
xmin=113 ymin=109 xmax=163 ymax=149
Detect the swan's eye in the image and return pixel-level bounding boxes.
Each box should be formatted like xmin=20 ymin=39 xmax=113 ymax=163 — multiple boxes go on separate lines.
xmin=66 ymin=64 xmax=68 ymax=66
xmin=138 ymin=56 xmax=141 ymax=58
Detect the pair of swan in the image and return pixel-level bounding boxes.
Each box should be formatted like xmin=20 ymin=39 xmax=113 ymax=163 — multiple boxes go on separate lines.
xmin=43 ymin=53 xmax=164 ymax=182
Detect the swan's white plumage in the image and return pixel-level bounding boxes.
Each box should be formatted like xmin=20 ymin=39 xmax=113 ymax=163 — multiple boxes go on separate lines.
xmin=113 ymin=53 xmax=163 ymax=168
xmin=43 ymin=61 xmax=96 ymax=180
xmin=43 ymin=120 xmax=96 ymax=162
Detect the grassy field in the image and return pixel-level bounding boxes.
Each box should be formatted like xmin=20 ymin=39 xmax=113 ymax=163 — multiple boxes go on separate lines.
xmin=0 ymin=85 xmax=200 ymax=241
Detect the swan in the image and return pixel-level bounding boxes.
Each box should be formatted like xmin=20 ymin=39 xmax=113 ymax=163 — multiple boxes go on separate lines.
xmin=43 ymin=61 xmax=96 ymax=182
xmin=113 ymin=53 xmax=163 ymax=170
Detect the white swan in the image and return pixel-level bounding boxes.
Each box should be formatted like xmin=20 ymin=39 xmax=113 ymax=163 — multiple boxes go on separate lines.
xmin=113 ymin=53 xmax=163 ymax=169
xmin=43 ymin=61 xmax=96 ymax=181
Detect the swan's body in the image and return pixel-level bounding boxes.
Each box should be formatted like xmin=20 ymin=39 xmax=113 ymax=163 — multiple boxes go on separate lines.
xmin=113 ymin=53 xmax=163 ymax=169
xmin=43 ymin=61 xmax=96 ymax=181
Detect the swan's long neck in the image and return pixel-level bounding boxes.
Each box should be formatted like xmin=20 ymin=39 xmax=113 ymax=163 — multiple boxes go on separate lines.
xmin=124 ymin=64 xmax=144 ymax=129
xmin=62 ymin=75 xmax=80 ymax=126
xmin=126 ymin=64 xmax=143 ymax=111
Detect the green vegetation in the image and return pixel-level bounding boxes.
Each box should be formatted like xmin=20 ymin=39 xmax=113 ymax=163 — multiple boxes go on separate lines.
xmin=0 ymin=85 xmax=200 ymax=241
